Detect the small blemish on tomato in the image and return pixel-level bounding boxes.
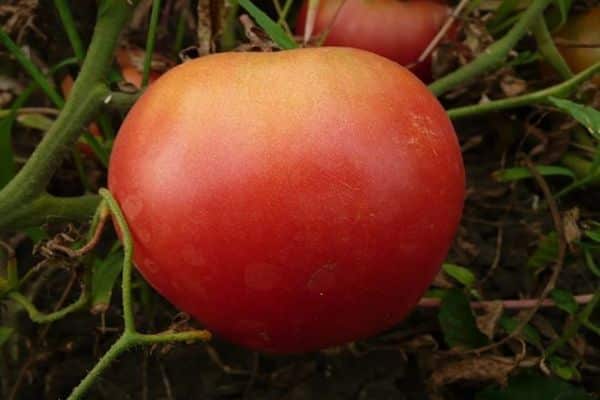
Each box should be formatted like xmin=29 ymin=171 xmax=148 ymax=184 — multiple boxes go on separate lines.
xmin=137 ymin=228 xmax=151 ymax=244
xmin=142 ymin=258 xmax=159 ymax=274
xmin=307 ymin=263 xmax=337 ymax=294
xmin=122 ymin=195 xmax=143 ymax=220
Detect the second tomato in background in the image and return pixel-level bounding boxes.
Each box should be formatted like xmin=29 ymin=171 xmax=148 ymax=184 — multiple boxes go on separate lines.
xmin=296 ymin=0 xmax=452 ymax=82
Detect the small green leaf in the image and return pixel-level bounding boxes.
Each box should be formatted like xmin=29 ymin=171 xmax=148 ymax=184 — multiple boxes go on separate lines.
xmin=548 ymin=97 xmax=600 ymax=140
xmin=438 ymin=289 xmax=488 ymax=349
xmin=493 ymin=166 xmax=575 ymax=182
xmin=550 ymin=289 xmax=578 ymax=315
xmin=583 ymin=247 xmax=600 ymax=277
xmin=442 ymin=263 xmax=476 ymax=287
xmin=499 ymin=316 xmax=542 ymax=347
xmin=238 ymin=0 xmax=298 ymax=49
xmin=90 ymin=249 xmax=123 ymax=314
xmin=424 ymin=288 xmax=447 ymax=299
xmin=584 ymin=229 xmax=600 ymax=243
xmin=477 ymin=371 xmax=593 ymax=400
xmin=16 ymin=113 xmax=54 ymax=131
xmin=548 ymin=356 xmax=581 ymax=381
xmin=0 ymin=327 xmax=13 ymax=347
xmin=527 ymin=231 xmax=558 ymax=272
xmin=506 ymin=51 xmax=540 ymax=67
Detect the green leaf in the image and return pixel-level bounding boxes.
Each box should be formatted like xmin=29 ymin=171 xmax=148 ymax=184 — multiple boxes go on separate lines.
xmin=499 ymin=316 xmax=542 ymax=347
xmin=548 ymin=97 xmax=600 ymax=140
xmin=477 ymin=371 xmax=593 ymax=400
xmin=438 ymin=289 xmax=488 ymax=349
xmin=16 ymin=113 xmax=54 ymax=131
xmin=493 ymin=165 xmax=575 ymax=182
xmin=90 ymin=248 xmax=123 ymax=314
xmin=487 ymin=0 xmax=520 ymax=31
xmin=585 ymin=228 xmax=600 ymax=243
xmin=550 ymin=289 xmax=578 ymax=315
xmin=527 ymin=231 xmax=558 ymax=272
xmin=548 ymin=356 xmax=581 ymax=381
xmin=550 ymin=0 xmax=573 ymax=27
xmin=0 ymin=327 xmax=13 ymax=347
xmin=238 ymin=0 xmax=298 ymax=49
xmin=442 ymin=263 xmax=476 ymax=287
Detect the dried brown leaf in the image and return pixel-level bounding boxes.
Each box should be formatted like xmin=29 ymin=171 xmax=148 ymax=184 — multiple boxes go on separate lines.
xmin=430 ymin=356 xmax=518 ymax=388
xmin=500 ymin=75 xmax=527 ymax=97
xmin=432 ymin=270 xmax=455 ymax=289
xmin=197 ymin=0 xmax=231 ymax=55
xmin=563 ymin=208 xmax=581 ymax=250
xmin=476 ymin=301 xmax=504 ymax=339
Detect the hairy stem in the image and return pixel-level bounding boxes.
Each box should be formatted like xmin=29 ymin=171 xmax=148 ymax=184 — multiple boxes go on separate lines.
xmin=447 ymin=62 xmax=600 ymax=119
xmin=429 ymin=0 xmax=552 ymax=96
xmin=142 ymin=0 xmax=162 ymax=87
xmin=99 ymin=189 xmax=135 ymax=333
xmin=1 ymin=194 xmax=100 ymax=232
xmin=66 ymin=190 xmax=211 ymax=399
xmin=0 ymin=0 xmax=137 ymax=232
xmin=9 ymin=289 xmax=88 ymax=323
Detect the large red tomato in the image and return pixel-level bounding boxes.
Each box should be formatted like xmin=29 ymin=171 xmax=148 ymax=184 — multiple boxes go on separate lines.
xmin=108 ymin=47 xmax=465 ymax=353
xmin=296 ymin=0 xmax=451 ymax=81
xmin=554 ymin=6 xmax=600 ymax=85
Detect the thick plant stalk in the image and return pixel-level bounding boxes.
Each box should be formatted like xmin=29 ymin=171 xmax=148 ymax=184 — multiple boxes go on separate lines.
xmin=429 ymin=0 xmax=553 ymax=96
xmin=0 ymin=0 xmax=137 ymax=232
xmin=532 ymin=17 xmax=573 ymax=80
xmin=1 ymin=194 xmax=100 ymax=232
xmin=66 ymin=190 xmax=211 ymax=400
xmin=447 ymin=62 xmax=600 ymax=119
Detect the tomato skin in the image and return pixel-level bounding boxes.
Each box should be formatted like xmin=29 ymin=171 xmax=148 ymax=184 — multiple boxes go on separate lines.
xmin=554 ymin=6 xmax=600 ymax=84
xmin=296 ymin=0 xmax=451 ymax=81
xmin=108 ymin=47 xmax=465 ymax=353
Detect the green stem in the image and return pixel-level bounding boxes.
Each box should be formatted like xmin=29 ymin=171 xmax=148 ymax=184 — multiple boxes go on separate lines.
xmin=173 ymin=2 xmax=188 ymax=54
xmin=0 ymin=0 xmax=137 ymax=232
xmin=447 ymin=62 xmax=600 ymax=119
xmin=532 ymin=17 xmax=572 ymax=80
xmin=279 ymin=0 xmax=294 ymax=24
xmin=67 ymin=334 xmax=135 ymax=400
xmin=134 ymin=330 xmax=212 ymax=345
xmin=106 ymin=91 xmax=143 ymax=112
xmin=545 ymin=288 xmax=600 ymax=357
xmin=54 ymin=0 xmax=86 ymax=62
xmin=9 ymin=289 xmax=88 ymax=323
xmin=71 ymin=148 xmax=92 ymax=192
xmin=142 ymin=0 xmax=162 ymax=87
xmin=66 ymin=190 xmax=211 ymax=399
xmin=1 ymin=194 xmax=100 ymax=231
xmin=429 ymin=0 xmax=552 ymax=96
xmin=99 ymin=189 xmax=136 ymax=333
xmin=220 ymin=0 xmax=240 ymax=51
xmin=0 ymin=83 xmax=36 ymax=188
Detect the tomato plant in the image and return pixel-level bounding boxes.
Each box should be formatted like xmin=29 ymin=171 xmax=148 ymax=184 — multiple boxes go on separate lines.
xmin=296 ymin=0 xmax=451 ymax=81
xmin=108 ymin=47 xmax=465 ymax=353
xmin=553 ymin=6 xmax=600 ymax=84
